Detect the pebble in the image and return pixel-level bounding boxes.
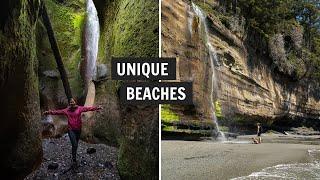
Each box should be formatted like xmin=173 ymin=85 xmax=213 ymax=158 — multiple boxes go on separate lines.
xmin=77 ymin=172 xmax=84 ymax=178
xmin=104 ymin=161 xmax=113 ymax=169
xmin=87 ymin=147 xmax=96 ymax=154
xmin=25 ymin=136 xmax=120 ymax=179
xmin=48 ymin=162 xmax=59 ymax=170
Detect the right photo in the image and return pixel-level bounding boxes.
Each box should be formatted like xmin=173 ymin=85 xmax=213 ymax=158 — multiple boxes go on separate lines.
xmin=161 ymin=0 xmax=320 ymax=179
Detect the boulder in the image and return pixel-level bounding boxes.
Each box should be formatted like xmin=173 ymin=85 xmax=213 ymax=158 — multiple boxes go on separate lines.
xmin=94 ymin=64 xmax=108 ymax=81
xmin=42 ymin=70 xmax=60 ymax=79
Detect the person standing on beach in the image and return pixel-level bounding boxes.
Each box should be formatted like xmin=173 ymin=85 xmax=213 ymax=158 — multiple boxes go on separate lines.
xmin=43 ymin=98 xmax=102 ymax=165
xmin=253 ymin=123 xmax=262 ymax=144
xmin=257 ymin=123 xmax=262 ymax=143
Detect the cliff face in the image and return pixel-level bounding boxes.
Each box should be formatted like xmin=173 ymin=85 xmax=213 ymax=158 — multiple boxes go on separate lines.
xmin=92 ymin=0 xmax=159 ymax=178
xmin=0 ymin=0 xmax=42 ymax=178
xmin=162 ymin=0 xmax=320 ymax=131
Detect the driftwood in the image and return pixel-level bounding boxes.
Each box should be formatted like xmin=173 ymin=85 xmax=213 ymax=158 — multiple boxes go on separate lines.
xmin=41 ymin=2 xmax=73 ymax=101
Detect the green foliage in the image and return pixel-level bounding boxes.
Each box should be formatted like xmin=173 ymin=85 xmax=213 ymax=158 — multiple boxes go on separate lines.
xmin=161 ymin=104 xmax=180 ymax=123
xmin=238 ymin=0 xmax=297 ymax=35
xmin=237 ymin=0 xmax=320 ymax=80
xmin=195 ymin=0 xmax=232 ymax=29
xmin=195 ymin=1 xmax=215 ymax=15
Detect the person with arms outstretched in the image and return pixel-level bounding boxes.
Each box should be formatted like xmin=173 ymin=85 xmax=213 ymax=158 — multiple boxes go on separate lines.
xmin=43 ymin=98 xmax=102 ymax=165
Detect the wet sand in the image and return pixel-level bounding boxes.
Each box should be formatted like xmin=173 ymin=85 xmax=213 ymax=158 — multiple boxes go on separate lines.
xmin=162 ymin=139 xmax=320 ymax=180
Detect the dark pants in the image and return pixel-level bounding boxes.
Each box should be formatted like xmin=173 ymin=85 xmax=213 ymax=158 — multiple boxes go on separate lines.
xmin=68 ymin=130 xmax=81 ymax=162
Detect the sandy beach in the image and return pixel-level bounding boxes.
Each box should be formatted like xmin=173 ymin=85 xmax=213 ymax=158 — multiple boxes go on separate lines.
xmin=162 ymin=138 xmax=320 ymax=180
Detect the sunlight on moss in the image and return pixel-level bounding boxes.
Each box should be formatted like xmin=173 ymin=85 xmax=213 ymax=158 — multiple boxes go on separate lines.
xmin=161 ymin=104 xmax=180 ymax=123
xmin=44 ymin=0 xmax=86 ymax=98
xmin=215 ymin=100 xmax=222 ymax=118
xmin=163 ymin=126 xmax=176 ymax=131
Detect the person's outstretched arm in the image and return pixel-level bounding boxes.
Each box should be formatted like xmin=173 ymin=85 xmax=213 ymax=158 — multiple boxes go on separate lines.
xmin=80 ymin=106 xmax=103 ymax=113
xmin=43 ymin=108 xmax=66 ymax=115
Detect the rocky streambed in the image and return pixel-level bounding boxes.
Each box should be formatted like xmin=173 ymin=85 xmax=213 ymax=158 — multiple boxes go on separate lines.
xmin=26 ymin=134 xmax=120 ymax=180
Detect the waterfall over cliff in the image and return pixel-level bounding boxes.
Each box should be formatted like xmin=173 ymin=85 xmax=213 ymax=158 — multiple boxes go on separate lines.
xmin=82 ymin=0 xmax=100 ymax=115
xmin=192 ymin=2 xmax=225 ymax=140
xmin=83 ymin=0 xmax=100 ymax=84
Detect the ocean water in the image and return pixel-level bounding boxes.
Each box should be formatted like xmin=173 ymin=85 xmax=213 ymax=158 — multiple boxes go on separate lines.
xmin=232 ymin=149 xmax=320 ymax=180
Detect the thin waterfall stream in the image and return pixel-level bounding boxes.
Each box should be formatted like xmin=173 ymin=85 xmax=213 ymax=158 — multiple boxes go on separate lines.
xmin=82 ymin=0 xmax=100 ymax=116
xmin=191 ymin=2 xmax=226 ymax=140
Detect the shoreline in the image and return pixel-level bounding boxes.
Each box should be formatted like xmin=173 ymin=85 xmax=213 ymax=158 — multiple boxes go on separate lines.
xmin=162 ymin=138 xmax=320 ymax=180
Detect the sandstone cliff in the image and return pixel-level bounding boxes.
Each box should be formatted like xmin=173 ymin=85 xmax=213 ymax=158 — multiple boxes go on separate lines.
xmin=162 ymin=0 xmax=320 ymax=132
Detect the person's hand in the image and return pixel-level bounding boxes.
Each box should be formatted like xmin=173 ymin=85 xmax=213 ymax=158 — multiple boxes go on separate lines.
xmin=43 ymin=111 xmax=50 ymax=115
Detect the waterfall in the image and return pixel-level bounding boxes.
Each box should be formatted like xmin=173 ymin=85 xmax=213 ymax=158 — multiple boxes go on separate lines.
xmin=192 ymin=2 xmax=226 ymax=140
xmin=82 ymin=0 xmax=100 ymax=117
xmin=83 ymin=0 xmax=100 ymax=84
xmin=187 ymin=8 xmax=194 ymax=37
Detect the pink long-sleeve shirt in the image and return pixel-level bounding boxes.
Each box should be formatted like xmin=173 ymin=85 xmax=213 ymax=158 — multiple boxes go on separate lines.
xmin=48 ymin=106 xmax=99 ymax=130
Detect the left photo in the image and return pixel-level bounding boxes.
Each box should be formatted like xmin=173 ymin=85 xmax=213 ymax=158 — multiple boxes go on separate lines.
xmin=0 ymin=0 xmax=159 ymax=179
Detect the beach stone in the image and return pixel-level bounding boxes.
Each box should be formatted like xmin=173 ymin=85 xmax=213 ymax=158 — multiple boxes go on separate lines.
xmin=43 ymin=70 xmax=60 ymax=79
xmin=87 ymin=147 xmax=96 ymax=154
xmin=48 ymin=162 xmax=59 ymax=170
xmin=76 ymin=173 xmax=84 ymax=178
xmin=104 ymin=161 xmax=113 ymax=169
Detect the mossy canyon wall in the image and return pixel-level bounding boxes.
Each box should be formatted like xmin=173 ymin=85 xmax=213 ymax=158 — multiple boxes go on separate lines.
xmin=92 ymin=0 xmax=159 ymax=179
xmin=0 ymin=0 xmax=158 ymax=179
xmin=0 ymin=0 xmax=42 ymax=178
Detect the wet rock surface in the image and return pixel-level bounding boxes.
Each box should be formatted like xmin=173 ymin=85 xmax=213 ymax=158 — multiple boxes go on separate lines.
xmin=288 ymin=127 xmax=320 ymax=136
xmin=42 ymin=70 xmax=60 ymax=79
xmin=26 ymin=134 xmax=120 ymax=180
xmin=94 ymin=64 xmax=108 ymax=81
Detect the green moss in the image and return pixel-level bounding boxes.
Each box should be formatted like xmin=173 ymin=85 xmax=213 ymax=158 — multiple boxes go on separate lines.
xmin=92 ymin=1 xmax=159 ymax=178
xmin=98 ymin=0 xmax=158 ymax=64
xmin=195 ymin=0 xmax=214 ymax=15
xmin=219 ymin=126 xmax=229 ymax=132
xmin=162 ymin=126 xmax=176 ymax=131
xmin=71 ymin=13 xmax=85 ymax=47
xmin=161 ymin=104 xmax=180 ymax=123
xmin=37 ymin=0 xmax=86 ymax=98
xmin=113 ymin=0 xmax=158 ymax=57
xmin=117 ymin=138 xmax=155 ymax=179
xmin=215 ymin=100 xmax=222 ymax=118
xmin=0 ymin=0 xmax=43 ymax=177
